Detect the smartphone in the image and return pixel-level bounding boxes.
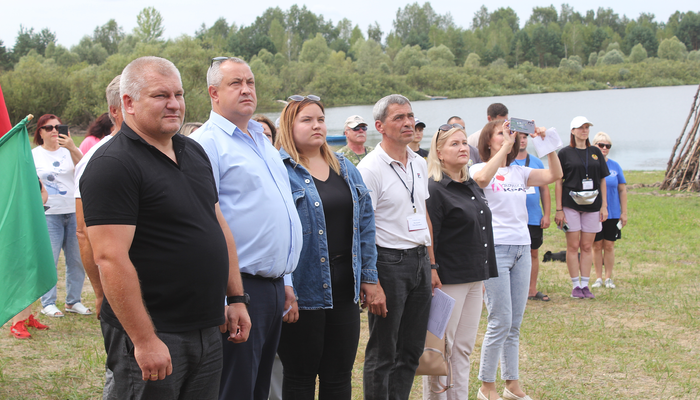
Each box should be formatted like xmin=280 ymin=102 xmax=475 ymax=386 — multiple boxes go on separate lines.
xmin=617 ymin=220 xmax=623 ymax=230
xmin=57 ymin=125 xmax=69 ymax=137
xmin=509 ymin=118 xmax=535 ymax=135
xmin=560 ymin=222 xmax=570 ymax=232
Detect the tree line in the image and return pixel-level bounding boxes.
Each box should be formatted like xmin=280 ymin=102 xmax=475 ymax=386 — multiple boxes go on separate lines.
xmin=1 ymin=3 xmax=699 ymax=127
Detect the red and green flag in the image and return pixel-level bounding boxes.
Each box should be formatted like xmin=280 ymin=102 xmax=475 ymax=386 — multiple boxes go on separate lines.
xmin=0 ymin=116 xmax=57 ymax=326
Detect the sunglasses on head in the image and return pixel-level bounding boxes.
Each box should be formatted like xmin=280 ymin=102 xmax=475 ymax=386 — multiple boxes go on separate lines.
xmin=210 ymin=56 xmax=234 ymax=66
xmin=351 ymin=125 xmax=368 ymax=132
xmin=438 ymin=123 xmax=464 ymax=132
xmin=40 ymin=124 xmax=61 ymax=132
xmin=597 ymin=143 xmax=612 ymax=149
xmin=287 ymin=94 xmax=321 ymax=102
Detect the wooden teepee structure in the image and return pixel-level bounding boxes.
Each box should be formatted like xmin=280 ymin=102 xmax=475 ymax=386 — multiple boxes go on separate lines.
xmin=661 ymin=84 xmax=700 ymax=192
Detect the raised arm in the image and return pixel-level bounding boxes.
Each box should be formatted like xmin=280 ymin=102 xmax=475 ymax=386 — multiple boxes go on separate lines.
xmin=472 ymin=120 xmax=516 ymax=188
xmin=527 ymin=151 xmax=563 ymax=187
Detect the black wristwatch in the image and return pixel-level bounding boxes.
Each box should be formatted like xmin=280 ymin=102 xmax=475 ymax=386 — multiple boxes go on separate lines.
xmin=431 ymin=263 xmax=439 ymax=270
xmin=227 ymin=293 xmax=250 ymax=306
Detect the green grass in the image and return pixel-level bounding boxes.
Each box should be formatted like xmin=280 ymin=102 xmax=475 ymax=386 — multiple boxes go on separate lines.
xmin=2 ymin=171 xmax=699 ymax=399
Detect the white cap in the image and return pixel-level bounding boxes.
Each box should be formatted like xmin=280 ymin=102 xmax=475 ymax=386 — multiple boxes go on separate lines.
xmin=344 ymin=115 xmax=366 ymax=129
xmin=415 ymin=118 xmax=426 ymax=128
xmin=570 ymin=116 xmax=593 ymax=130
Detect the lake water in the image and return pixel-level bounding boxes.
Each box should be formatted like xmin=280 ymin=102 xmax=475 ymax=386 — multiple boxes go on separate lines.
xmin=263 ymin=85 xmax=699 ymax=171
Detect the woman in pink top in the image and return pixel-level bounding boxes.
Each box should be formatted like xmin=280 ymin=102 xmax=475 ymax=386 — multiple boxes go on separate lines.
xmin=79 ymin=113 xmax=113 ymax=154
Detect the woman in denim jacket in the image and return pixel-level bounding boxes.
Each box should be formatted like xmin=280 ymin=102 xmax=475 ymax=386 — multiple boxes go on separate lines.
xmin=275 ymin=95 xmax=378 ymax=400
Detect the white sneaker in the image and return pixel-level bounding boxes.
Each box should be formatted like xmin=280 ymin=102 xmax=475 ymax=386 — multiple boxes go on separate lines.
xmin=605 ymin=278 xmax=616 ymax=289
xmin=591 ymin=278 xmax=603 ymax=288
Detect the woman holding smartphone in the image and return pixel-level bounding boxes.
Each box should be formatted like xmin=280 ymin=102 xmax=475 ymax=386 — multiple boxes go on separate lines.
xmin=276 ymin=95 xmax=377 ymax=399
xmin=470 ymin=119 xmax=562 ymax=400
xmin=32 ymin=114 xmax=90 ymax=317
xmin=554 ymin=117 xmax=610 ymax=299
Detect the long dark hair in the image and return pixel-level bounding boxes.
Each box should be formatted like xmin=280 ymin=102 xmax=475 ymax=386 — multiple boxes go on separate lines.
xmin=478 ymin=119 xmax=520 ymax=165
xmin=86 ymin=113 xmax=113 ymax=139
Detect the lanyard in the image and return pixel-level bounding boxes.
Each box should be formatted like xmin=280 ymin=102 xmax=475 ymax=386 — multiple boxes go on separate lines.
xmin=575 ymin=148 xmax=589 ymax=179
xmin=390 ymin=162 xmax=416 ymax=213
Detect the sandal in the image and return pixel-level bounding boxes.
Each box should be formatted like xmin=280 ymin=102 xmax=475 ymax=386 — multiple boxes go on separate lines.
xmin=41 ymin=304 xmax=64 ymax=317
xmin=528 ymin=291 xmax=550 ymax=302
xmin=65 ymin=302 xmax=92 ymax=315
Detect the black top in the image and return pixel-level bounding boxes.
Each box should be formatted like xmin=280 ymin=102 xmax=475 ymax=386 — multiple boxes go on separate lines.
xmin=313 ymin=166 xmax=353 ymax=257
xmin=558 ymin=146 xmax=610 ymax=212
xmin=414 ymin=148 xmax=429 ymax=158
xmin=426 ymin=176 xmax=498 ymax=284
xmin=80 ymin=124 xmax=229 ymax=333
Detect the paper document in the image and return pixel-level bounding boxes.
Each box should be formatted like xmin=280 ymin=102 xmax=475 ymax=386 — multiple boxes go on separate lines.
xmin=427 ymin=289 xmax=456 ymax=339
xmin=531 ymin=127 xmax=563 ymax=158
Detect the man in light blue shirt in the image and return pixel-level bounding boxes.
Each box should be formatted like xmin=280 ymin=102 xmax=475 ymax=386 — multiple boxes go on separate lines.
xmin=190 ymin=57 xmax=302 ymax=400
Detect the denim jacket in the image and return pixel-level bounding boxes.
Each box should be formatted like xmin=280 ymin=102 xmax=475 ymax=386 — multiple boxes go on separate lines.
xmin=280 ymin=149 xmax=378 ymax=310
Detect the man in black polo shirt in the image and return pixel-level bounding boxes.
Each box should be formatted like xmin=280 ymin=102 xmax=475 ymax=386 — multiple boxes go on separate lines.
xmin=80 ymin=56 xmax=251 ymax=400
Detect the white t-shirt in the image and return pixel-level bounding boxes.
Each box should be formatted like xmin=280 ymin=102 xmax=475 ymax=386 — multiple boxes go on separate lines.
xmin=469 ymin=163 xmax=532 ymax=245
xmin=74 ymin=135 xmax=113 ymax=198
xmin=32 ymin=146 xmax=76 ymax=214
xmin=468 ymin=129 xmax=481 ymax=148
xmin=358 ymin=143 xmax=431 ymax=249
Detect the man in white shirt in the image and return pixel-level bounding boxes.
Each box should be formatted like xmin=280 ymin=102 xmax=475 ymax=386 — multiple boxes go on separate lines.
xmin=358 ymin=94 xmax=440 ymax=400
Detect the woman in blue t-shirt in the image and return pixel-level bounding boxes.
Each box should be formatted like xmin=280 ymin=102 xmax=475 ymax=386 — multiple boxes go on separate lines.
xmin=591 ymin=132 xmax=627 ymax=289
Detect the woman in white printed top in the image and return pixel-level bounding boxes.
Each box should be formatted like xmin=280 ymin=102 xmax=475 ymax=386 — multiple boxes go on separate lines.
xmin=469 ymin=119 xmax=562 ymax=400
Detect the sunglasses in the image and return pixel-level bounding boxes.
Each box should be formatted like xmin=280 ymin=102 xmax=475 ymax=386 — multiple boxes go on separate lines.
xmin=210 ymin=56 xmax=234 ymax=66
xmin=438 ymin=123 xmax=464 ymax=132
xmin=288 ymin=94 xmax=321 ymax=102
xmin=597 ymin=143 xmax=612 ymax=149
xmin=351 ymin=125 xmax=368 ymax=132
xmin=40 ymin=124 xmax=61 ymax=132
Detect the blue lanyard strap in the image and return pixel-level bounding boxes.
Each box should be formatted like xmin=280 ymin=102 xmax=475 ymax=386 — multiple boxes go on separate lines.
xmin=390 ymin=162 xmax=416 ymax=211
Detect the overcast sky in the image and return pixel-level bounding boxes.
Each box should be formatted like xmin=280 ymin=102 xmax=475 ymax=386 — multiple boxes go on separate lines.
xmin=1 ymin=0 xmax=697 ymax=48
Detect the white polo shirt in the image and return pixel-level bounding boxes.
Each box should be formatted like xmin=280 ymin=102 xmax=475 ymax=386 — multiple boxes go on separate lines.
xmin=358 ymin=143 xmax=431 ymax=249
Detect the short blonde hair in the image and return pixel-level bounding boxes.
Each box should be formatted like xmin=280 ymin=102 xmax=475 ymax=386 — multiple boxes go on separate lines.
xmin=592 ymin=131 xmax=612 ymax=145
xmin=427 ymin=127 xmax=469 ymax=182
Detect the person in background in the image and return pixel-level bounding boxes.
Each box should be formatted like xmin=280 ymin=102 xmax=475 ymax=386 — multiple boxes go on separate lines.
xmin=423 ymin=126 xmax=497 ymax=399
xmin=337 ymin=115 xmax=373 ymax=166
xmin=32 ymin=114 xmax=89 ymax=318
xmin=191 ymin=57 xmax=302 ymax=400
xmin=75 ymin=74 xmax=123 ymax=320
xmin=80 ymin=113 xmax=113 ymax=154
xmin=511 ymin=132 xmax=551 ymax=302
xmin=179 ymin=122 xmax=202 ymax=136
xmin=9 ymin=180 xmax=51 ymax=339
xmin=554 ymin=117 xmax=609 ymax=299
xmin=276 ymin=95 xmax=377 ymax=399
xmin=466 ymin=103 xmax=509 ymax=148
xmin=446 ymin=116 xmax=481 ymax=166
xmin=409 ymin=119 xmax=429 ymax=158
xmin=591 ymin=132 xmax=627 ymax=289
xmin=358 ymin=94 xmax=439 ymax=400
xmin=471 ymin=119 xmax=562 ymax=400
xmin=252 ymin=115 xmax=277 ymax=144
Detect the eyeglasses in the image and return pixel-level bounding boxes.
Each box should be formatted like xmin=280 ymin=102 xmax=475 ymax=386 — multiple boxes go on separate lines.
xmin=438 ymin=123 xmax=464 ymax=132
xmin=597 ymin=143 xmax=612 ymax=149
xmin=288 ymin=95 xmax=321 ymax=102
xmin=351 ymin=125 xmax=368 ymax=132
xmin=40 ymin=124 xmax=60 ymax=132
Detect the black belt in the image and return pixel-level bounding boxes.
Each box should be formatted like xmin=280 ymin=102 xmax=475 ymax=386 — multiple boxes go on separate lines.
xmin=241 ymin=272 xmax=282 ymax=282
xmin=376 ymin=245 xmax=427 ymax=257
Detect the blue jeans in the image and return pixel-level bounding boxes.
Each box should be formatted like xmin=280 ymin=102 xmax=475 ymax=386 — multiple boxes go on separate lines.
xmin=364 ymin=246 xmax=432 ymax=400
xmin=41 ymin=213 xmax=85 ymax=307
xmin=478 ymin=245 xmax=531 ymax=382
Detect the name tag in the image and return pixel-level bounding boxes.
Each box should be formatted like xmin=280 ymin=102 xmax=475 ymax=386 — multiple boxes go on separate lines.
xmin=525 ymin=186 xmax=536 ymax=194
xmin=582 ymin=179 xmax=593 ymax=190
xmin=407 ymin=214 xmax=428 ymax=232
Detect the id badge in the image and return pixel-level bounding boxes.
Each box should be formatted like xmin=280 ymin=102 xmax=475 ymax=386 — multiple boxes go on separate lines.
xmin=525 ymin=186 xmax=536 ymax=194
xmin=582 ymin=179 xmax=593 ymax=190
xmin=407 ymin=214 xmax=428 ymax=232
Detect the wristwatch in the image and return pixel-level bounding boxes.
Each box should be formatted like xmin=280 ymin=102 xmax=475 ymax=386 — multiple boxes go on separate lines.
xmin=227 ymin=293 xmax=250 ymax=306
xmin=431 ymin=263 xmax=440 ymax=270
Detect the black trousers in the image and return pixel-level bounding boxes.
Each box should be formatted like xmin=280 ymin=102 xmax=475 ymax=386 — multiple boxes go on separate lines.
xmin=277 ymin=255 xmax=361 ymax=400
xmin=219 ymin=276 xmax=285 ymax=400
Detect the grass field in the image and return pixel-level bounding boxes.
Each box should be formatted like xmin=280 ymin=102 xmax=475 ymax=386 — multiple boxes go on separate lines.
xmin=2 ymin=171 xmax=699 ymax=399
